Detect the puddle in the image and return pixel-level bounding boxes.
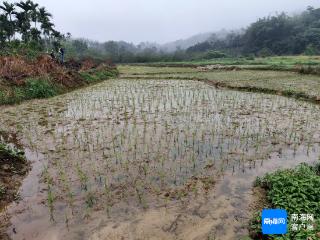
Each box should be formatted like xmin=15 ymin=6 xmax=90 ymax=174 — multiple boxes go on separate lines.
xmin=0 ymin=79 xmax=319 ymax=240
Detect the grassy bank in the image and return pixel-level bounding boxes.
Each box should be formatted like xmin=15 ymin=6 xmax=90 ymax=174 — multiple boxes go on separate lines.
xmin=125 ymin=56 xmax=320 ymax=77
xmin=79 ymin=67 xmax=119 ymax=84
xmin=0 ymin=69 xmax=119 ymax=105
xmin=128 ymin=56 xmax=320 ymax=68
xmin=250 ymin=164 xmax=320 ymax=239
xmin=0 ymin=68 xmax=118 ymax=105
xmin=0 ymin=56 xmax=119 ymax=105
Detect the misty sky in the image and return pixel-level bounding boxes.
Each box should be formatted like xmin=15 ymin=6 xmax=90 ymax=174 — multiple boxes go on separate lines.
xmin=7 ymin=0 xmax=320 ymax=44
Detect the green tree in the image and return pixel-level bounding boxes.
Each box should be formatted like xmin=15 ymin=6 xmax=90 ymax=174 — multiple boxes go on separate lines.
xmin=29 ymin=1 xmax=39 ymax=28
xmin=15 ymin=0 xmax=33 ymax=42
xmin=38 ymin=6 xmax=53 ymax=49
xmin=0 ymin=14 xmax=8 ymax=45
xmin=0 ymin=2 xmax=16 ymax=42
xmin=104 ymin=41 xmax=120 ymax=60
xmin=305 ymin=44 xmax=319 ymax=55
xmin=73 ymin=39 xmax=89 ymax=56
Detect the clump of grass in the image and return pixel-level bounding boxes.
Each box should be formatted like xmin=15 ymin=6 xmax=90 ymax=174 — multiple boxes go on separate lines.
xmin=0 ymin=77 xmax=58 ymax=105
xmin=80 ymin=68 xmax=119 ymax=83
xmin=79 ymin=72 xmax=97 ymax=83
xmin=0 ymin=90 xmax=5 ymax=103
xmin=24 ymin=78 xmax=58 ymax=99
xmin=0 ymin=142 xmax=25 ymax=162
xmin=76 ymin=164 xmax=89 ymax=191
xmin=42 ymin=166 xmax=56 ymax=221
xmin=297 ymin=65 xmax=320 ymax=76
xmin=250 ymin=163 xmax=320 ymax=239
xmin=0 ymin=62 xmax=119 ymax=105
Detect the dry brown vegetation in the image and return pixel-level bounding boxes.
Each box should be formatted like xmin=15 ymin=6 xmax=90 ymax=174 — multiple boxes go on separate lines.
xmin=0 ymin=55 xmax=116 ymax=87
xmin=0 ymin=55 xmax=83 ymax=87
xmin=0 ymin=55 xmax=118 ymax=105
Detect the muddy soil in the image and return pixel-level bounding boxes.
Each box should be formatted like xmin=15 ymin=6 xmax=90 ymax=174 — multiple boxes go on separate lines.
xmin=0 ymin=79 xmax=319 ymax=240
xmin=0 ymin=135 xmax=30 ymax=240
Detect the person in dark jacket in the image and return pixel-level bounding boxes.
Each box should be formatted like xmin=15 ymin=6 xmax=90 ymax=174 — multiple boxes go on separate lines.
xmin=59 ymin=47 xmax=65 ymax=64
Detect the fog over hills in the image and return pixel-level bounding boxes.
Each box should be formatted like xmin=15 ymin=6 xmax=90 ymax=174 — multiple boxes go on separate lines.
xmin=160 ymin=32 xmax=213 ymax=52
xmin=138 ymin=29 xmax=231 ymax=53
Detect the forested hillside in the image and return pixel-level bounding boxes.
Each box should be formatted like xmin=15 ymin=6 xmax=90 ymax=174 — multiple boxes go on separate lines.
xmin=2 ymin=3 xmax=319 ymax=63
xmin=61 ymin=6 xmax=320 ymax=63
xmin=188 ymin=6 xmax=320 ymax=56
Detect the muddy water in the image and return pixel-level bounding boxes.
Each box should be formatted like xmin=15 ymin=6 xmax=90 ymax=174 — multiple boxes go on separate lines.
xmin=0 ymin=79 xmax=320 ymax=240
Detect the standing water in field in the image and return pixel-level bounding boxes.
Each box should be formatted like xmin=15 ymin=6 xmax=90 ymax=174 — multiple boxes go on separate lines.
xmin=0 ymin=79 xmax=320 ymax=239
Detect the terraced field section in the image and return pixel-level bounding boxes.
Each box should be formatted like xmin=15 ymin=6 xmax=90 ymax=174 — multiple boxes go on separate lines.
xmin=0 ymin=65 xmax=320 ymax=239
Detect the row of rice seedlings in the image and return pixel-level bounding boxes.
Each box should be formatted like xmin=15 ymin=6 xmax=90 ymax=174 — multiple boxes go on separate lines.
xmin=8 ymin=79 xmax=320 ymax=224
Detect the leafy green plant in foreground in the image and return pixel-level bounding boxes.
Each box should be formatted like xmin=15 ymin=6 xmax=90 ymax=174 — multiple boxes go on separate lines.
xmin=0 ymin=141 xmax=25 ymax=161
xmin=24 ymin=78 xmax=58 ymax=99
xmin=250 ymin=163 xmax=320 ymax=239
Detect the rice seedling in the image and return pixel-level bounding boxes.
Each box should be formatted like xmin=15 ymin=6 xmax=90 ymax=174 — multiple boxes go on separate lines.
xmin=42 ymin=166 xmax=55 ymax=222
xmin=1 ymin=70 xmax=320 ymax=238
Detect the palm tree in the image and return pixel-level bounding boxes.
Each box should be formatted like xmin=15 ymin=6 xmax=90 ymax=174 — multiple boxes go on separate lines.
xmin=16 ymin=0 xmax=32 ymax=13
xmin=15 ymin=0 xmax=32 ymax=42
xmin=28 ymin=1 xmax=41 ymax=43
xmin=0 ymin=14 xmax=8 ymax=45
xmin=0 ymin=1 xmax=63 ymax=49
xmin=30 ymin=27 xmax=41 ymax=42
xmin=29 ymin=1 xmax=39 ymax=28
xmin=38 ymin=6 xmax=52 ymax=30
xmin=39 ymin=7 xmax=53 ymax=50
xmin=14 ymin=11 xmax=30 ymax=42
xmin=0 ymin=1 xmax=15 ymax=41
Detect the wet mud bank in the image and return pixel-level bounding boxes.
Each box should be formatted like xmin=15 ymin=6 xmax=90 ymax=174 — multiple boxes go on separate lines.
xmin=120 ymin=75 xmax=320 ymax=105
xmin=0 ymin=133 xmax=30 ymax=240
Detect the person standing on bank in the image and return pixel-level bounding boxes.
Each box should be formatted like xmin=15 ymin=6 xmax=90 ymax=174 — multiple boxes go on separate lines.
xmin=59 ymin=47 xmax=65 ymax=64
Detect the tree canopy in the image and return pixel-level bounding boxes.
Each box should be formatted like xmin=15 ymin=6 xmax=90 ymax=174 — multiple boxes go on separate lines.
xmin=0 ymin=0 xmax=64 ymax=52
xmin=187 ymin=7 xmax=320 ymax=57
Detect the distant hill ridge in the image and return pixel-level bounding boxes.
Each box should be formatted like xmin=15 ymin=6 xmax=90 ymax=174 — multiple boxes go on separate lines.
xmin=160 ymin=29 xmax=230 ymax=52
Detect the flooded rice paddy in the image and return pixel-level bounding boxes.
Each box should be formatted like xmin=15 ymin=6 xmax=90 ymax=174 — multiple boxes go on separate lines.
xmin=1 ymin=79 xmax=320 ymax=239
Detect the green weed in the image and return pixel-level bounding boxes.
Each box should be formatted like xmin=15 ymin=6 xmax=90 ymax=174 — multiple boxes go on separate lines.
xmin=0 ymin=142 xmax=25 ymax=161
xmin=24 ymin=78 xmax=58 ymax=99
xmin=250 ymin=163 xmax=320 ymax=239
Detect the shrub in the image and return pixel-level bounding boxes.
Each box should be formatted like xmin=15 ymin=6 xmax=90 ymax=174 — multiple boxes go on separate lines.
xmin=305 ymin=44 xmax=320 ymax=56
xmin=0 ymin=90 xmax=5 ymax=103
xmin=258 ymin=48 xmax=274 ymax=58
xmin=297 ymin=65 xmax=320 ymax=75
xmin=203 ymin=50 xmax=228 ymax=59
xmin=0 ymin=142 xmax=26 ymax=161
xmin=250 ymin=164 xmax=320 ymax=239
xmin=80 ymin=68 xmax=119 ymax=83
xmin=24 ymin=78 xmax=58 ymax=99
